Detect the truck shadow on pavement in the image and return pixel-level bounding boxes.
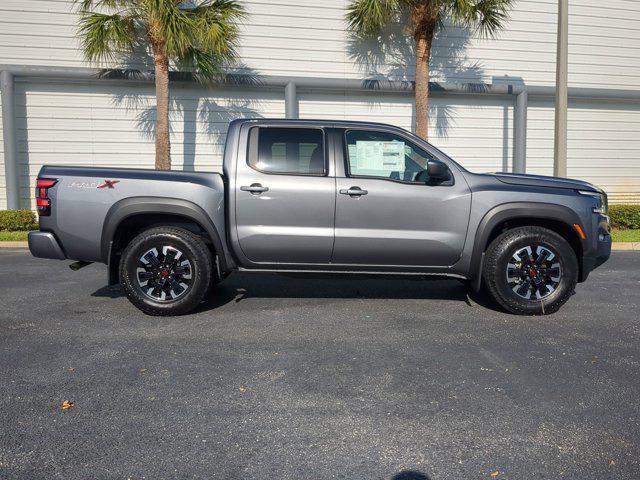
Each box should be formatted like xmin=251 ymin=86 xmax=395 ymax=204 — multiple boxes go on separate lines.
xmin=200 ymin=273 xmax=502 ymax=314
xmin=92 ymin=273 xmax=502 ymax=314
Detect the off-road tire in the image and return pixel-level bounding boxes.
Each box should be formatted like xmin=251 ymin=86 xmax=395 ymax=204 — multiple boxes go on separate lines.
xmin=119 ymin=227 xmax=213 ymax=316
xmin=482 ymin=226 xmax=578 ymax=315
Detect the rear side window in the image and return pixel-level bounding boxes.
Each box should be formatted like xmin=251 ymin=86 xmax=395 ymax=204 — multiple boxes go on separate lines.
xmin=248 ymin=127 xmax=325 ymax=175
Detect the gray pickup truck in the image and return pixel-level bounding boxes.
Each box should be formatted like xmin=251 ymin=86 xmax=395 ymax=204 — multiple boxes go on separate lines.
xmin=29 ymin=119 xmax=611 ymax=316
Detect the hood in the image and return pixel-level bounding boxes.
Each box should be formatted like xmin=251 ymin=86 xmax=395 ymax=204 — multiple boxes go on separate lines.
xmin=491 ymin=172 xmax=603 ymax=193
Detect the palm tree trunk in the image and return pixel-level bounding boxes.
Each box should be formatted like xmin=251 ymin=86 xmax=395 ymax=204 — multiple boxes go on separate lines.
xmin=414 ymin=15 xmax=437 ymax=141
xmin=152 ymin=42 xmax=171 ymax=170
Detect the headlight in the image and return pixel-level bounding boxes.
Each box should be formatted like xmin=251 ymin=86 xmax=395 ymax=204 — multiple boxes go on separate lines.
xmin=577 ymin=190 xmax=608 ymax=215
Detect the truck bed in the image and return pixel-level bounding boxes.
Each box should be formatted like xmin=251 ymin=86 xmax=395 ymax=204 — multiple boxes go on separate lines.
xmin=35 ymin=165 xmax=226 ymax=263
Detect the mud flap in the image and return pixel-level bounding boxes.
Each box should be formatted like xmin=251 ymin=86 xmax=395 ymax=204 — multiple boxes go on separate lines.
xmin=107 ymin=241 xmax=120 ymax=286
xmin=472 ymin=252 xmax=485 ymax=292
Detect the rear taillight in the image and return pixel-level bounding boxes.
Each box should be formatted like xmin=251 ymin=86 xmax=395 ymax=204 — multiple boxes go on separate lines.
xmin=35 ymin=178 xmax=57 ymax=216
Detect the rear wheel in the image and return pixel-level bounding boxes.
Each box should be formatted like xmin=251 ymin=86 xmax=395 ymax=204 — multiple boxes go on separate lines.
xmin=482 ymin=226 xmax=578 ymax=315
xmin=119 ymin=227 xmax=213 ymax=316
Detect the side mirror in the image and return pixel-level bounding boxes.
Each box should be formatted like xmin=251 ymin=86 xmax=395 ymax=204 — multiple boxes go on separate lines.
xmin=426 ymin=161 xmax=448 ymax=180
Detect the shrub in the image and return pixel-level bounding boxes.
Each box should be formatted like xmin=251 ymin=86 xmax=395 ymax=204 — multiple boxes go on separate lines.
xmin=0 ymin=210 xmax=39 ymax=231
xmin=609 ymin=205 xmax=640 ymax=230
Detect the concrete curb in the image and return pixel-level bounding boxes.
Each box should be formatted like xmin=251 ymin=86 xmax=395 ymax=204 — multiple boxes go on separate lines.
xmin=0 ymin=241 xmax=29 ymax=248
xmin=612 ymin=242 xmax=640 ymax=251
xmin=1 ymin=241 xmax=640 ymax=251
xmin=0 ymin=241 xmax=28 ymax=248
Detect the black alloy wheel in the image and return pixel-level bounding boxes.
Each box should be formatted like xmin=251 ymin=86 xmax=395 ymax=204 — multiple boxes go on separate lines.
xmin=505 ymin=245 xmax=562 ymax=301
xmin=120 ymin=227 xmax=213 ymax=316
xmin=136 ymin=246 xmax=193 ymax=302
xmin=483 ymin=226 xmax=578 ymax=315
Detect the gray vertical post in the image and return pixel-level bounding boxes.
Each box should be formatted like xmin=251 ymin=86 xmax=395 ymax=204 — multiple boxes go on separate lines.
xmin=285 ymin=81 xmax=298 ymax=119
xmin=553 ymin=0 xmax=569 ymax=177
xmin=1 ymin=70 xmax=19 ymax=209
xmin=514 ymin=90 xmax=528 ymax=174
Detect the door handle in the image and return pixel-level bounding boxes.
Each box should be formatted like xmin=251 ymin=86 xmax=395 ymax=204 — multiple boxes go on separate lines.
xmin=241 ymin=183 xmax=269 ymax=194
xmin=339 ymin=186 xmax=368 ymax=197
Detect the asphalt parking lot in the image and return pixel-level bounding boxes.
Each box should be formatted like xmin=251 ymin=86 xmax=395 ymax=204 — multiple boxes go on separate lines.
xmin=1 ymin=249 xmax=639 ymax=479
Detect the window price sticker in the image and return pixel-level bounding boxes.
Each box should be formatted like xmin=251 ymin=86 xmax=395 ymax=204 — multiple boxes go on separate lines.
xmin=354 ymin=141 xmax=405 ymax=173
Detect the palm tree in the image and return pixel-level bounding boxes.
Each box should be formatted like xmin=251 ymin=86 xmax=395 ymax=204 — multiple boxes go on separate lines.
xmin=346 ymin=0 xmax=514 ymax=141
xmin=75 ymin=0 xmax=246 ymax=170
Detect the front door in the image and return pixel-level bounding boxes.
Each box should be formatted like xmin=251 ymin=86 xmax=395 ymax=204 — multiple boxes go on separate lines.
xmin=332 ymin=128 xmax=471 ymax=267
xmin=235 ymin=125 xmax=335 ymax=264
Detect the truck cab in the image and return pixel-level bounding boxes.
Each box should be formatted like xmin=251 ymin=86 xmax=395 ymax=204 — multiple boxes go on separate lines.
xmin=227 ymin=120 xmax=470 ymax=269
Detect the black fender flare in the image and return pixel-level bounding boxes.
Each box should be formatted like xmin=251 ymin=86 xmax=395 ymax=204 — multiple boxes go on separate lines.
xmin=101 ymin=196 xmax=228 ymax=270
xmin=470 ymin=202 xmax=587 ymax=291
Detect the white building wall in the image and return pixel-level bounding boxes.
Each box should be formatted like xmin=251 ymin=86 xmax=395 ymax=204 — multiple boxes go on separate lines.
xmin=4 ymin=0 xmax=638 ymax=88
xmin=13 ymin=82 xmax=284 ymax=207
xmin=298 ymin=91 xmax=514 ymax=174
xmin=0 ymin=0 xmax=639 ymax=208
xmin=526 ymin=98 xmax=640 ymax=203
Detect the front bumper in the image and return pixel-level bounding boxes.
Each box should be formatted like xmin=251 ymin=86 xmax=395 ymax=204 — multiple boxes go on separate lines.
xmin=28 ymin=231 xmax=66 ymax=260
xmin=579 ymin=213 xmax=612 ymax=282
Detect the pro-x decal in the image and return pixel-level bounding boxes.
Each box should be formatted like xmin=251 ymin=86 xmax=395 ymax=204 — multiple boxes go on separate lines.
xmin=97 ymin=180 xmax=120 ymax=189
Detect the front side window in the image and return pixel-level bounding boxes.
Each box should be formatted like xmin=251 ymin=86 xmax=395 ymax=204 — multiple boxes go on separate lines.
xmin=345 ymin=129 xmax=436 ymax=182
xmin=250 ymin=127 xmax=325 ymax=175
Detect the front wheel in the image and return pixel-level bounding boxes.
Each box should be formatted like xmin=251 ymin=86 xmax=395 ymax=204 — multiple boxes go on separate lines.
xmin=119 ymin=227 xmax=213 ymax=316
xmin=482 ymin=226 xmax=578 ymax=315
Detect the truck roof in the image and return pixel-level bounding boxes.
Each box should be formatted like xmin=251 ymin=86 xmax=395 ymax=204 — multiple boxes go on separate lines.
xmin=229 ymin=118 xmax=408 ymax=131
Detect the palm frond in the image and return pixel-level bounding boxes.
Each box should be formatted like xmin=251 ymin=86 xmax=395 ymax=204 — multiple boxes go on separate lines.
xmin=76 ymin=0 xmax=245 ymax=80
xmin=144 ymin=0 xmax=194 ymax=57
xmin=171 ymin=0 xmax=246 ymax=81
xmin=179 ymin=48 xmax=226 ymax=83
xmin=187 ymin=0 xmax=245 ymax=58
xmin=444 ymin=0 xmax=514 ymax=38
xmin=346 ymin=0 xmax=404 ymax=35
xmin=73 ymin=0 xmax=132 ymax=12
xmin=77 ymin=12 xmax=137 ymax=63
xmin=473 ymin=0 xmax=514 ymax=37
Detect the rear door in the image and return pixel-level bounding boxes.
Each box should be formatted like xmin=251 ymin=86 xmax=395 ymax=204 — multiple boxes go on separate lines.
xmin=234 ymin=125 xmax=335 ymax=264
xmin=332 ymin=128 xmax=471 ymax=267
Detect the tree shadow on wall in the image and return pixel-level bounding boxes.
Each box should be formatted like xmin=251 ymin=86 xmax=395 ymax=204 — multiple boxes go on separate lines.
xmin=102 ymin=55 xmax=264 ymax=171
xmin=346 ymin=19 xmax=486 ymax=138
